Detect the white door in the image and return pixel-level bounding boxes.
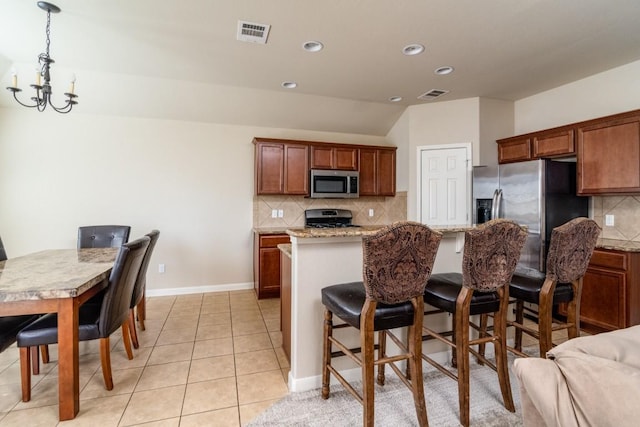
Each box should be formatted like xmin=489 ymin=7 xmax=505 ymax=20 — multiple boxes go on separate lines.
xmin=418 ymin=145 xmax=470 ymax=226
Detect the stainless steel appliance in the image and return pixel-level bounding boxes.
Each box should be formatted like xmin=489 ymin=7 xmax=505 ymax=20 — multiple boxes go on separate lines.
xmin=472 ymin=159 xmax=588 ymax=274
xmin=304 ymin=208 xmax=360 ymax=228
xmin=310 ymin=169 xmax=359 ymax=198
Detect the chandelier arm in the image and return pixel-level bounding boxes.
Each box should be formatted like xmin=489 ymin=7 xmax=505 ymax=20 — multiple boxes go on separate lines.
xmin=8 ymin=90 xmax=40 ymax=108
xmin=48 ymin=98 xmax=74 ymax=113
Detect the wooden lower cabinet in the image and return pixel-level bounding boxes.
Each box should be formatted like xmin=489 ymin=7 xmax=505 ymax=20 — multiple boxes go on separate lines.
xmin=254 ymin=233 xmax=290 ymax=299
xmin=560 ymin=248 xmax=640 ymax=333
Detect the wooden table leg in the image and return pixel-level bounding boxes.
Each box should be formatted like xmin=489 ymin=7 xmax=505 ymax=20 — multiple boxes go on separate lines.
xmin=57 ymin=297 xmax=80 ymax=420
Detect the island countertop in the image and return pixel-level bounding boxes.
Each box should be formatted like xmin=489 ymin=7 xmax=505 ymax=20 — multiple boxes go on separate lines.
xmin=286 ymin=224 xmax=474 ymax=238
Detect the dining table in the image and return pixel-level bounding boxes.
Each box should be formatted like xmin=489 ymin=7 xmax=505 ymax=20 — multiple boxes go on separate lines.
xmin=0 ymin=247 xmax=118 ymax=421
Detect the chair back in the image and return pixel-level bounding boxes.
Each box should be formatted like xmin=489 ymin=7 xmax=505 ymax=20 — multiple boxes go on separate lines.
xmin=131 ymin=230 xmax=160 ymax=308
xmin=462 ymin=219 xmax=527 ymax=292
xmin=362 ymin=221 xmax=442 ymax=304
xmin=0 ymin=235 xmax=6 ymax=261
xmin=98 ymin=236 xmax=150 ymax=337
xmin=78 ymin=225 xmax=131 ymax=249
xmin=546 ymin=217 xmax=601 ymax=283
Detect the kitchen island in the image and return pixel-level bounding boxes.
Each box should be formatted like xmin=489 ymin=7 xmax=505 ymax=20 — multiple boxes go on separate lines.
xmin=281 ymin=224 xmax=473 ymax=392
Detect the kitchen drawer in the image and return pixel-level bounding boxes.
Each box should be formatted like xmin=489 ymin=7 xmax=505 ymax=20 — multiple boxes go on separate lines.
xmin=589 ymin=250 xmax=627 ymax=270
xmin=259 ymin=235 xmax=291 ymax=249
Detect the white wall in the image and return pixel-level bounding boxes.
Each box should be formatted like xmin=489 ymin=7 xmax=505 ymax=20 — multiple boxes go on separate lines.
xmin=515 ymin=60 xmax=640 ymax=133
xmin=0 ymin=107 xmax=386 ymax=293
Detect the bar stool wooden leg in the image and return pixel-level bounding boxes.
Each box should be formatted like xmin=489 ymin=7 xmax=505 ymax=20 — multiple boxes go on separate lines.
xmin=321 ymin=309 xmax=332 ymax=399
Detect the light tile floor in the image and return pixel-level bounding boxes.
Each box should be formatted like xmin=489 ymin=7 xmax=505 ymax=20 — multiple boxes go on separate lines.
xmin=0 ymin=290 xmax=289 ymax=427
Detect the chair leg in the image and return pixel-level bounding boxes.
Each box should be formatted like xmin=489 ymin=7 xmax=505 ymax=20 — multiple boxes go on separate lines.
xmin=566 ymin=279 xmax=582 ymax=341
xmin=494 ymin=289 xmax=515 ymax=412
xmin=321 ymin=308 xmax=332 ymax=399
xmin=514 ymin=300 xmax=524 ymax=352
xmin=41 ymin=345 xmax=50 ymax=364
xmin=122 ymin=321 xmax=134 ymax=360
xmin=99 ymin=337 xmax=114 ymax=390
xmin=361 ymin=300 xmax=376 ymax=427
xmin=19 ymin=347 xmax=32 ymax=402
xmin=409 ymin=298 xmax=429 ymax=427
xmin=377 ymin=331 xmax=386 ymax=385
xmin=129 ymin=309 xmax=140 ymax=349
xmin=137 ymin=288 xmax=146 ymax=331
xmin=455 ymin=310 xmax=470 ymax=427
xmin=538 ymin=279 xmax=556 ymax=357
xmin=477 ymin=314 xmax=488 ymax=365
xmin=30 ymin=346 xmax=40 ymax=375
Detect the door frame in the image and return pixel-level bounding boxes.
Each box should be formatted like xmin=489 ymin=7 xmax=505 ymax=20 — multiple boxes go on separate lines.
xmin=416 ymin=143 xmax=473 ymax=225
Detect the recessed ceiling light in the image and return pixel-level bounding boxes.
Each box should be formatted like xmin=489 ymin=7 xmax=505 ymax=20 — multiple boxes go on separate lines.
xmin=402 ymin=44 xmax=425 ymax=56
xmin=282 ymin=81 xmax=298 ymax=89
xmin=435 ymin=66 xmax=454 ymax=75
xmin=389 ymin=96 xmax=403 ymax=102
xmin=302 ymin=41 xmax=323 ymax=52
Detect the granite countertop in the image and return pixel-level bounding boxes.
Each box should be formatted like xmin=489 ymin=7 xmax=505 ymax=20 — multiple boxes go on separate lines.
xmin=253 ymin=227 xmax=289 ymax=235
xmin=596 ymin=238 xmax=640 ymax=252
xmin=286 ymin=224 xmax=473 ymax=238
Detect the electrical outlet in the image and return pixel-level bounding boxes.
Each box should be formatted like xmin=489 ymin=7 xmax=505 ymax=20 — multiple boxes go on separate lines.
xmin=368 ymin=209 xmax=374 ymax=217
xmin=271 ymin=209 xmax=278 ymax=218
xmin=605 ymin=214 xmax=615 ymax=226
xmin=278 ymin=209 xmax=284 ymax=218
xmin=158 ymin=263 xmax=165 ymax=273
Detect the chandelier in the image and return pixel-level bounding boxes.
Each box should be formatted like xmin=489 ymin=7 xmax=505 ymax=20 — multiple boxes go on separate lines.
xmin=6 ymin=1 xmax=78 ymax=113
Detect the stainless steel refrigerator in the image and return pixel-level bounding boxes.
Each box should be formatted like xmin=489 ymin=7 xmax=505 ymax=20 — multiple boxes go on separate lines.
xmin=472 ymin=159 xmax=588 ymax=274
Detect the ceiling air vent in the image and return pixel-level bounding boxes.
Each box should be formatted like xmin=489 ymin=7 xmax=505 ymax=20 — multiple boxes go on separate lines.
xmin=237 ymin=20 xmax=271 ymax=44
xmin=417 ymin=89 xmax=449 ymax=101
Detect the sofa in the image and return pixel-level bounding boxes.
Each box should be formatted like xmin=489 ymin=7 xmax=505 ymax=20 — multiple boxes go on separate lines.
xmin=513 ymin=325 xmax=640 ymax=427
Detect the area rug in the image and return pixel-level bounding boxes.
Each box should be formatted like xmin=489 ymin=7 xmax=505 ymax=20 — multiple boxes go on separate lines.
xmin=248 ymin=358 xmax=524 ymax=426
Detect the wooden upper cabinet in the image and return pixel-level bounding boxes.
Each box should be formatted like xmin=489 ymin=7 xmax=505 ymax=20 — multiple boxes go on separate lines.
xmin=359 ymin=147 xmax=396 ymax=196
xmin=533 ymin=129 xmax=575 ymax=158
xmin=577 ymin=114 xmax=640 ymax=195
xmin=254 ymin=138 xmax=309 ymax=195
xmin=310 ymin=145 xmax=358 ymax=170
xmin=497 ymin=137 xmax=532 ymax=164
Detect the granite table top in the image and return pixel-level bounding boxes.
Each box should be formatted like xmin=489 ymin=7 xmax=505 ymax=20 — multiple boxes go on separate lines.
xmin=0 ymin=248 xmax=118 ymax=302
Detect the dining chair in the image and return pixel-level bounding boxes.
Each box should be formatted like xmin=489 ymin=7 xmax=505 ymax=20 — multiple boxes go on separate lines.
xmin=128 ymin=230 xmax=160 ymax=349
xmin=321 ymin=222 xmax=442 ymax=427
xmin=506 ymin=217 xmax=600 ymax=357
xmin=77 ymin=225 xmax=131 ymax=249
xmin=17 ymin=235 xmax=150 ymax=401
xmin=421 ymin=219 xmax=527 ymax=427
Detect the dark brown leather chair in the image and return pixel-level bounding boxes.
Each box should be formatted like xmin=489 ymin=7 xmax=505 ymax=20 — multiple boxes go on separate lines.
xmin=128 ymin=230 xmax=160 ymax=349
xmin=17 ymin=236 xmax=150 ymax=401
xmin=321 ymin=222 xmax=442 ymax=427
xmin=507 ymin=217 xmax=601 ymax=357
xmin=77 ymin=225 xmax=131 ymax=249
xmin=421 ymin=219 xmax=527 ymax=427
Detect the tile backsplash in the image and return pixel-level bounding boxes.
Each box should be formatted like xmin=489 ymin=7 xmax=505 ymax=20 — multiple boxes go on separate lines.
xmin=592 ymin=195 xmax=640 ymax=241
xmin=253 ymin=192 xmax=408 ymax=228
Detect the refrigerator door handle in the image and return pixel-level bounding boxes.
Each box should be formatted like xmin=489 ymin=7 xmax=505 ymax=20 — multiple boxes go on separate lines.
xmin=491 ymin=189 xmax=498 ymax=220
xmin=494 ymin=189 xmax=503 ymax=219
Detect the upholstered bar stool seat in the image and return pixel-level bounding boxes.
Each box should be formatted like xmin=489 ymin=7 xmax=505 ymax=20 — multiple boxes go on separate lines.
xmin=509 ymin=274 xmax=574 ymax=305
xmin=424 ymin=273 xmax=500 ymax=315
xmin=322 ymin=282 xmax=416 ymax=332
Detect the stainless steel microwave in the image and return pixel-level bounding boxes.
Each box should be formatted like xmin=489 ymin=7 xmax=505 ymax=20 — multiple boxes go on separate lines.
xmin=310 ymin=169 xmax=359 ymax=198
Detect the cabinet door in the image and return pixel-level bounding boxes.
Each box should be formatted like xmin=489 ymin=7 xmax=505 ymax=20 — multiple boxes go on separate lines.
xmin=579 ymin=266 xmax=627 ymax=331
xmin=259 ymin=247 xmax=283 ymax=298
xmin=335 ymin=147 xmax=359 ymax=170
xmin=533 ymin=129 xmax=575 ymax=158
xmin=284 ymin=144 xmax=309 ymax=195
xmin=577 ymin=116 xmax=640 ymax=195
xmin=310 ymin=146 xmax=334 ymax=169
xmin=256 ymin=143 xmax=284 ymax=194
xmin=497 ymin=138 xmax=532 ymax=164
xmin=359 ymin=148 xmax=377 ymax=196
xmin=377 ymin=149 xmax=396 ymax=196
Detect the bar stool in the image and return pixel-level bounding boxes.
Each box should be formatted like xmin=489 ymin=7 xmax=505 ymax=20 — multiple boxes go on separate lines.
xmin=421 ymin=219 xmax=527 ymax=427
xmin=507 ymin=217 xmax=601 ymax=357
xmin=321 ymin=222 xmax=442 ymax=427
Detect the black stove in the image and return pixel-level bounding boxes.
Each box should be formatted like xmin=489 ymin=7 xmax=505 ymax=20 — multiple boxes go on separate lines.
xmin=304 ymin=209 xmax=360 ymax=228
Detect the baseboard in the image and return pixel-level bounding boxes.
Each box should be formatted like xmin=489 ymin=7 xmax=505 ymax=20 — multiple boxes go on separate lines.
xmin=146 ymin=282 xmax=254 ymax=297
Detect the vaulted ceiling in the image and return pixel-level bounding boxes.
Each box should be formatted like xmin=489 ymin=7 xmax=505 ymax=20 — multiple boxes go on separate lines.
xmin=1 ymin=0 xmax=640 ymax=135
